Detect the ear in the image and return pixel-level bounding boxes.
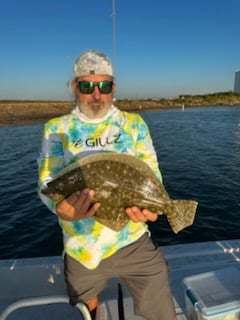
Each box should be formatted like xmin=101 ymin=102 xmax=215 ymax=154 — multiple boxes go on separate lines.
xmin=71 ymin=80 xmax=77 ymax=91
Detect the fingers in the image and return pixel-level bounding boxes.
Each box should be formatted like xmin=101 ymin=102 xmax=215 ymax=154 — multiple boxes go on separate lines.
xmin=56 ymin=188 xmax=100 ymax=221
xmin=126 ymin=206 xmax=158 ymax=223
xmin=85 ymin=202 xmax=101 ymax=218
xmin=72 ymin=189 xmax=95 ymax=215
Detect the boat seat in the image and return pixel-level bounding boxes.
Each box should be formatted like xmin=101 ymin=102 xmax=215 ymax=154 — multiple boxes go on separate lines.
xmin=0 ymin=295 xmax=91 ymax=320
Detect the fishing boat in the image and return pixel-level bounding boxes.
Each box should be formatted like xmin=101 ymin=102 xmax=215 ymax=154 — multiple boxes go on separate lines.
xmin=1 ymin=239 xmax=240 ymax=319
xmin=1 ymin=0 xmax=240 ymax=318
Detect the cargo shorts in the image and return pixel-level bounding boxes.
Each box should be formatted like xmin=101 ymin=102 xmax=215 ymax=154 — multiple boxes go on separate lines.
xmin=64 ymin=233 xmax=176 ymax=320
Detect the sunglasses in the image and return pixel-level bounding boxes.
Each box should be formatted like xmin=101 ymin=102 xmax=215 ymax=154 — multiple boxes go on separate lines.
xmin=77 ymin=81 xmax=113 ymax=94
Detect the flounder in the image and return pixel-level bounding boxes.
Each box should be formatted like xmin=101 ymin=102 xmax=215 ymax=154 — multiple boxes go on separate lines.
xmin=41 ymin=152 xmax=198 ymax=233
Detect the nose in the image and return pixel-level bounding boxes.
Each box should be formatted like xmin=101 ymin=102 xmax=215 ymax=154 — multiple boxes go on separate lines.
xmin=92 ymin=85 xmax=101 ymax=98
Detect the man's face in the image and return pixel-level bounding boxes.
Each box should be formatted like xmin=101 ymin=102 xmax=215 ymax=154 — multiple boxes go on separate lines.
xmin=72 ymin=74 xmax=115 ymax=119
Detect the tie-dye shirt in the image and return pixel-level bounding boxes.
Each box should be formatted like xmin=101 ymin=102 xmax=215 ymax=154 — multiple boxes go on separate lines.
xmin=38 ymin=105 xmax=162 ymax=269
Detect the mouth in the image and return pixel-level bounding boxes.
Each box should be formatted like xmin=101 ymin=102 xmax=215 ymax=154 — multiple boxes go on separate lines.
xmin=89 ymin=101 xmax=103 ymax=109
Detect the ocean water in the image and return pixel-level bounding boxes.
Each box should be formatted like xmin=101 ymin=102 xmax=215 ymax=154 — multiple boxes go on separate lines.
xmin=0 ymin=106 xmax=239 ymax=259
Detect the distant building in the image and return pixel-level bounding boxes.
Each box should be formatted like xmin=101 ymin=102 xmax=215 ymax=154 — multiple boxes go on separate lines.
xmin=234 ymin=70 xmax=240 ymax=94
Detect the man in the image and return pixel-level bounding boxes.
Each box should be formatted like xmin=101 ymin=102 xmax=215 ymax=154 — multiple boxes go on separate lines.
xmin=38 ymin=50 xmax=176 ymax=320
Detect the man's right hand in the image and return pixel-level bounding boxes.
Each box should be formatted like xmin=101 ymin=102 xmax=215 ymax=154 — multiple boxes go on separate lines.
xmin=56 ymin=188 xmax=100 ymax=221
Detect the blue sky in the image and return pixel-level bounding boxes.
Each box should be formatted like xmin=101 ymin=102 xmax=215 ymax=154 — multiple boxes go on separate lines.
xmin=0 ymin=0 xmax=240 ymax=100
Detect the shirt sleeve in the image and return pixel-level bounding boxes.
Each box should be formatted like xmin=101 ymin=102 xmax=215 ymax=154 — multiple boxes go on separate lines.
xmin=37 ymin=119 xmax=65 ymax=213
xmin=131 ymin=113 xmax=163 ymax=182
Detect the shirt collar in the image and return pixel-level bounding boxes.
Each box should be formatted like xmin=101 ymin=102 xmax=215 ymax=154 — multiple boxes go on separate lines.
xmin=72 ymin=104 xmax=119 ymax=124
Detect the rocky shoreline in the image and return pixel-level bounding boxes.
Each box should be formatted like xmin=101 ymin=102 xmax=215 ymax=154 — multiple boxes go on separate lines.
xmin=0 ymin=102 xmax=73 ymax=126
xmin=0 ymin=100 xmax=173 ymax=126
xmin=1 ymin=93 xmax=240 ymax=126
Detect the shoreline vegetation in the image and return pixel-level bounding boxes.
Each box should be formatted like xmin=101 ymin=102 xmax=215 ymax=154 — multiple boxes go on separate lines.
xmin=0 ymin=91 xmax=240 ymax=126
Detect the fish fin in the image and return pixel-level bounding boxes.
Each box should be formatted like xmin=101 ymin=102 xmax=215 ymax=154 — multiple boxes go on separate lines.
xmin=166 ymin=200 xmax=198 ymax=234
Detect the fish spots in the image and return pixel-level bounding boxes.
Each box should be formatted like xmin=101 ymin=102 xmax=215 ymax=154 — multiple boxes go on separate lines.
xmin=68 ymin=172 xmax=83 ymax=184
xmin=42 ymin=153 xmax=198 ymax=233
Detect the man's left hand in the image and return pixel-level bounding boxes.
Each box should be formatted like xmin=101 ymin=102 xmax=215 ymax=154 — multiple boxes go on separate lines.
xmin=126 ymin=206 xmax=158 ymax=223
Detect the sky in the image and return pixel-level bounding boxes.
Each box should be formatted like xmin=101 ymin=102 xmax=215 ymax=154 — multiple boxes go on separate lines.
xmin=0 ymin=0 xmax=240 ymax=100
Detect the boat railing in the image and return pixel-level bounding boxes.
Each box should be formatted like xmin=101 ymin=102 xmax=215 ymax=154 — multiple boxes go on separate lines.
xmin=0 ymin=295 xmax=92 ymax=320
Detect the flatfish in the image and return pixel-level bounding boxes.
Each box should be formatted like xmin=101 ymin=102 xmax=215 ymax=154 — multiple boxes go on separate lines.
xmin=41 ymin=152 xmax=198 ymax=233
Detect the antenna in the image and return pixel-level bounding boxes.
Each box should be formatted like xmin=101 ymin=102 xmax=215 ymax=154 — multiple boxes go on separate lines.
xmin=112 ymin=0 xmax=117 ymax=78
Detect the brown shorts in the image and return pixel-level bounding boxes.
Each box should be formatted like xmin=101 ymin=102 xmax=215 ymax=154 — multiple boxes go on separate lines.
xmin=64 ymin=233 xmax=176 ymax=320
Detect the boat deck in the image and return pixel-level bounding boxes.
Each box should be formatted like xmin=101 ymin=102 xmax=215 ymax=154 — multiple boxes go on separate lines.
xmin=0 ymin=239 xmax=239 ymax=319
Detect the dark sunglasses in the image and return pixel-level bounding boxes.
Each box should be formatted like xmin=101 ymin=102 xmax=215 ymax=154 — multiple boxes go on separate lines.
xmin=77 ymin=81 xmax=113 ymax=94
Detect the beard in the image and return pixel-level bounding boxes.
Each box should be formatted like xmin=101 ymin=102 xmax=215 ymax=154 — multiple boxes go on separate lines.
xmin=78 ymin=99 xmax=112 ymax=119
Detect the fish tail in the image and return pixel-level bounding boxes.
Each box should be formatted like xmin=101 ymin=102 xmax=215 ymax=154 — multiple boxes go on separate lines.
xmin=165 ymin=200 xmax=198 ymax=234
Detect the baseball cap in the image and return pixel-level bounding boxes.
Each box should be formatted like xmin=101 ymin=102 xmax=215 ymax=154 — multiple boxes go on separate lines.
xmin=73 ymin=50 xmax=114 ymax=77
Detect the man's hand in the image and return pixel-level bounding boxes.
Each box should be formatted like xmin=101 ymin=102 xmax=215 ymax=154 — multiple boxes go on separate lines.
xmin=56 ymin=188 xmax=100 ymax=221
xmin=126 ymin=206 xmax=158 ymax=223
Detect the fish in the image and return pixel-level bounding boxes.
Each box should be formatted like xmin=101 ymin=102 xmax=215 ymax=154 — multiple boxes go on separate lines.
xmin=41 ymin=152 xmax=198 ymax=233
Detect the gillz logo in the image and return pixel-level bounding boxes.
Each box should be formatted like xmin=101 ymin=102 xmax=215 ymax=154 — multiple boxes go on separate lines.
xmin=74 ymin=134 xmax=122 ymax=148
xmin=86 ymin=134 xmax=121 ymax=147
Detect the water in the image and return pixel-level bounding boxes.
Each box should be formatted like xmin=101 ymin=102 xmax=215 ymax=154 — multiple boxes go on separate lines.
xmin=0 ymin=106 xmax=239 ymax=259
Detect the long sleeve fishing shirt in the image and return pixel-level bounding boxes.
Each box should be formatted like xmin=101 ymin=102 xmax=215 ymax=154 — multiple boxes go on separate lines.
xmin=38 ymin=105 xmax=162 ymax=269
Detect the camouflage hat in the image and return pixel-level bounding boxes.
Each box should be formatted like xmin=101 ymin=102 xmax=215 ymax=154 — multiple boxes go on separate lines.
xmin=73 ymin=50 xmax=114 ymax=77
